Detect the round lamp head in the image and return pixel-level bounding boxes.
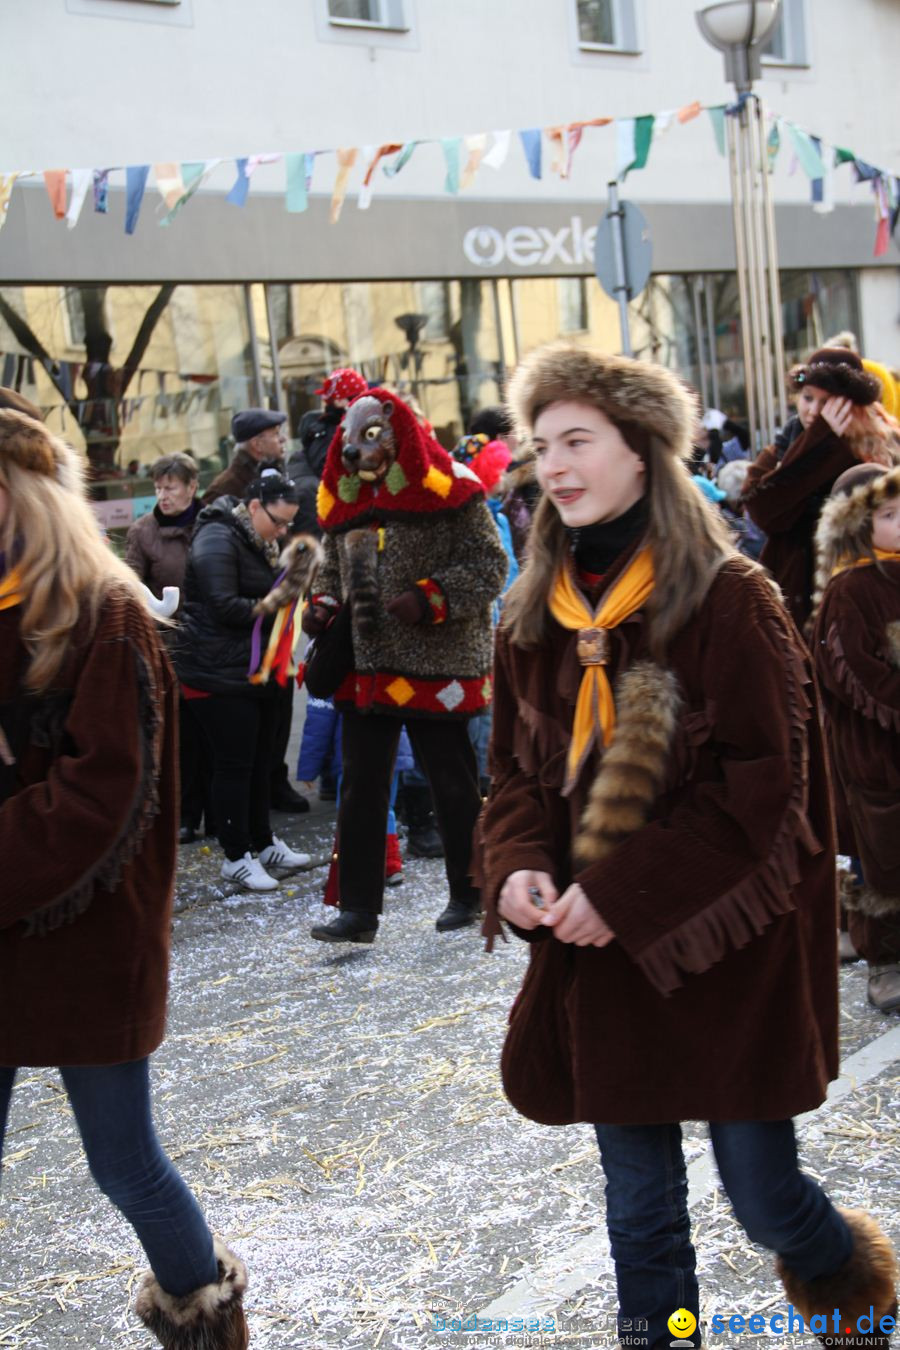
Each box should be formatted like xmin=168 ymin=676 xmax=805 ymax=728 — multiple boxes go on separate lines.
xmin=696 ymin=0 xmax=780 ymax=51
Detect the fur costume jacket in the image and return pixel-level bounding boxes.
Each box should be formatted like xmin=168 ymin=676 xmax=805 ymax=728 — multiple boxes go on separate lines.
xmin=0 ymin=588 xmax=177 ymax=1066
xmin=312 ymin=393 xmax=508 ymax=718
xmin=480 ymin=552 xmax=839 ymax=1126
xmin=812 ymin=560 xmax=900 ymax=916
xmin=742 ymin=416 xmax=858 ymax=628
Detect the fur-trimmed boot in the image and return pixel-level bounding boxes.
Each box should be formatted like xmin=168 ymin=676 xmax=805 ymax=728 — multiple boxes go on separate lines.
xmin=777 ymin=1209 xmax=898 ymax=1348
xmin=134 ymin=1237 xmax=249 ymax=1349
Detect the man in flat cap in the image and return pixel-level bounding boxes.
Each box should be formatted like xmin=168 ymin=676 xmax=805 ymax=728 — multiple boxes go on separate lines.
xmin=201 ymin=408 xmax=287 ymax=506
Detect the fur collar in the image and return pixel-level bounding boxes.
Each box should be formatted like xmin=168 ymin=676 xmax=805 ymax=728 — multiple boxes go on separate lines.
xmin=231 ymin=502 xmax=280 ymax=568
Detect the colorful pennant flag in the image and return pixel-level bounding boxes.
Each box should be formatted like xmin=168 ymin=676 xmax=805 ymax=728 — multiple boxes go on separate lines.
xmin=482 ymin=130 xmax=512 ymax=170
xmin=92 ymin=169 xmax=109 ymax=213
xmin=616 ymin=115 xmax=654 ymax=181
xmin=382 ymin=142 xmax=417 ymax=178
xmin=66 ymin=169 xmax=93 ymax=229
xmin=708 ymin=105 xmax=727 ymax=157
xmin=226 ymin=158 xmax=250 ymax=206
xmin=160 ymin=160 xmax=218 ymax=226
xmin=358 ymin=143 xmax=403 ymax=208
xmin=285 ymin=153 xmax=309 ymax=212
xmin=125 ymin=165 xmax=150 ymax=234
xmin=43 ymin=170 xmax=68 ymax=220
xmin=330 ymin=148 xmax=358 ymax=224
xmin=786 ymin=124 xmax=824 ymax=180
xmin=810 ymin=137 xmax=834 ymax=214
xmin=441 ymin=137 xmax=461 ymax=194
xmin=460 ymin=133 xmax=488 ymax=190
xmin=0 ymin=174 xmax=16 ymax=232
xmin=518 ymin=129 xmax=542 ymax=180
xmin=154 ymin=163 xmax=185 ymax=212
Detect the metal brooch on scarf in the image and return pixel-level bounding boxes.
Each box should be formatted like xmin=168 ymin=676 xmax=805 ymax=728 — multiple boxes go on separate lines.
xmin=577 ymin=628 xmax=610 ymax=666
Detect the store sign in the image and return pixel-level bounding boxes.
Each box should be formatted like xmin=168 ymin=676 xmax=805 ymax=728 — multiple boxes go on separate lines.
xmin=462 ymin=216 xmax=598 ymax=269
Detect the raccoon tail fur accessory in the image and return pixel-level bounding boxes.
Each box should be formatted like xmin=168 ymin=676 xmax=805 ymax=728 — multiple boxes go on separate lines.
xmin=345 ymin=527 xmax=380 ymax=641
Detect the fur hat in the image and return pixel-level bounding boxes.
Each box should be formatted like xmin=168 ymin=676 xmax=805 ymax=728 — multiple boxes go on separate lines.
xmin=0 ymin=408 xmax=57 ymax=476
xmin=790 ymin=348 xmax=881 ymax=406
xmin=507 ymin=344 xmax=698 ymax=459
xmin=813 ymin=463 xmax=900 ymax=605
xmin=0 ymin=387 xmax=43 ymax=422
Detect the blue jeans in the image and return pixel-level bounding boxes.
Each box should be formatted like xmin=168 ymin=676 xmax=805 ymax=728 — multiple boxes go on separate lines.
xmin=594 ymin=1120 xmax=853 ymax=1350
xmin=0 ymin=1059 xmax=218 ymax=1298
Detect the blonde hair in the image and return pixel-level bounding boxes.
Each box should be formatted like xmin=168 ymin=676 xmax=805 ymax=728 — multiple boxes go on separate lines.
xmin=0 ymin=411 xmax=150 ymax=693
xmin=502 ymin=434 xmax=739 ymax=662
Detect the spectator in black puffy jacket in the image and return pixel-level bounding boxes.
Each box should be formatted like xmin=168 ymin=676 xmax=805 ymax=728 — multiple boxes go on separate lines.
xmin=174 ymin=470 xmax=311 ymax=892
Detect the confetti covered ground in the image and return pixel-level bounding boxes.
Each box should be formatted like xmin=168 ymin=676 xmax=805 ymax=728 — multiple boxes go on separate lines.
xmin=1 ymin=798 xmax=898 ymax=1349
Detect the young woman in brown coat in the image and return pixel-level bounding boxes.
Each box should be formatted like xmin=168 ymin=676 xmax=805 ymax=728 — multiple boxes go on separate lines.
xmin=480 ymin=346 xmax=897 ymax=1350
xmin=0 ymin=410 xmax=248 ymax=1349
xmin=812 ymin=463 xmax=900 ymax=1013
xmin=742 ymin=347 xmax=897 ymax=630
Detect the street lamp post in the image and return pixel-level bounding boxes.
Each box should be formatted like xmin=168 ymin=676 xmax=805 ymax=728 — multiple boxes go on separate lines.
xmin=696 ymin=0 xmax=789 ymax=451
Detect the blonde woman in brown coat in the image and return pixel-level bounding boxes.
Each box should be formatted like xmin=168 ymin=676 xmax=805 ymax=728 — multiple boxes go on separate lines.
xmin=480 ymin=346 xmax=898 ymax=1350
xmin=0 ymin=410 xmax=248 ymax=1349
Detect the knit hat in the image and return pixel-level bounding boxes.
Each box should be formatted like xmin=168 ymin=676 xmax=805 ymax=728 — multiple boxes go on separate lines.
xmin=507 ymin=343 xmax=698 ymax=460
xmin=470 ymin=439 xmax=513 ymax=493
xmin=314 ymin=368 xmax=368 ymax=403
xmin=789 ymin=348 xmax=881 ymax=406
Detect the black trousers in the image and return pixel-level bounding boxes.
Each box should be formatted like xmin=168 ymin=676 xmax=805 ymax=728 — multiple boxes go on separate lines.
xmin=339 ymin=710 xmax=481 ymax=915
xmin=179 ymin=698 xmax=214 ymax=832
xmin=191 ymin=694 xmax=278 ymax=861
xmin=269 ymin=681 xmax=295 ymax=792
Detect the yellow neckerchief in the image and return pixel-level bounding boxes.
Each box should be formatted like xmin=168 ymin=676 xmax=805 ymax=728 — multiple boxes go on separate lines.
xmin=548 ymin=545 xmax=655 ymax=789
xmin=831 ymin=548 xmax=900 ymax=578
xmin=0 ymin=567 xmax=23 ymax=612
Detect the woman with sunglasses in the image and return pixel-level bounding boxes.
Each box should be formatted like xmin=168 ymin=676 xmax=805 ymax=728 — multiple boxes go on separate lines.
xmin=175 ymin=469 xmax=310 ymax=891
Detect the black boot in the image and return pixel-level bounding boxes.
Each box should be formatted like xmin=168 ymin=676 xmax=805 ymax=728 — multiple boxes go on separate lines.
xmin=310 ymin=910 xmax=379 ymax=944
xmin=403 ymin=785 xmax=444 ymax=858
xmin=270 ymin=780 xmax=311 ymax=813
xmin=436 ymin=895 xmax=482 ymax=932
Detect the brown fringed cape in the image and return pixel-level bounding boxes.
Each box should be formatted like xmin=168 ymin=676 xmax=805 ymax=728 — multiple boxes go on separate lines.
xmin=812 ymin=558 xmax=900 ymax=919
xmin=479 ymin=555 xmax=839 ymax=1126
xmin=0 ymin=585 xmax=178 ymax=1066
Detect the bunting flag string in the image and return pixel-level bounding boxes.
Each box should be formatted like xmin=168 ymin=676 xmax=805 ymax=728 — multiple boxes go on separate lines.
xmin=2 ymin=102 xmax=897 ymax=256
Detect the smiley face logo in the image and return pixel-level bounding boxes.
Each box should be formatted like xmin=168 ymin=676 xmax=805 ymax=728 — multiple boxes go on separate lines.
xmin=667 ymin=1309 xmax=697 ymax=1341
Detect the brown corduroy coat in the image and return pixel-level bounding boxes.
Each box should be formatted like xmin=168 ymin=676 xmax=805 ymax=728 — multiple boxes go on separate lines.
xmin=743 ymin=418 xmax=858 ymax=629
xmin=480 ymin=556 xmax=839 ymax=1126
xmin=812 ymin=561 xmax=900 ymax=912
xmin=0 ymin=588 xmax=177 ymax=1066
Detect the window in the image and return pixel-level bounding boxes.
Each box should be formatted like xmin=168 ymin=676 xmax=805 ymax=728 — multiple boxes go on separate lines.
xmin=575 ymin=0 xmax=638 ymax=52
xmin=327 ymin=0 xmax=408 ymax=30
xmin=761 ymin=0 xmax=809 ymax=67
xmin=558 ymin=277 xmax=589 ymax=334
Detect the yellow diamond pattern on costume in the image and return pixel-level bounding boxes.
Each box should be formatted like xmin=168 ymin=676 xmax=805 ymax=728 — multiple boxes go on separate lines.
xmin=422 ymin=465 xmax=452 ymax=499
xmin=385 ymin=677 xmax=415 ymax=706
xmin=317 ymin=482 xmax=335 ymax=519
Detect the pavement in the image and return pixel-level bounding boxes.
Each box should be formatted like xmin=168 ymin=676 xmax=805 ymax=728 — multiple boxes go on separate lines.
xmin=1 ymin=789 xmax=898 ymax=1350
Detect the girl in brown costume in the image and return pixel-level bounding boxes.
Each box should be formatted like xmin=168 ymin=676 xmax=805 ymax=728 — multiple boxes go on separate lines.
xmin=742 ymin=347 xmax=899 ymax=630
xmin=0 ymin=410 xmax=248 ymax=1349
xmin=812 ymin=463 xmax=900 ymax=1014
xmin=480 ymin=345 xmax=898 ymax=1350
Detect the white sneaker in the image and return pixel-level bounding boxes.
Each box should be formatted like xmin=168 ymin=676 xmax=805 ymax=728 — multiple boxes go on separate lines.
xmin=221 ymin=852 xmax=279 ymax=892
xmin=258 ymin=836 xmax=311 ymax=874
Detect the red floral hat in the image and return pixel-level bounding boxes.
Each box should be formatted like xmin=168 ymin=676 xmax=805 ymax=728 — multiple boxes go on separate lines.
xmin=314 ymin=368 xmax=368 ymax=403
